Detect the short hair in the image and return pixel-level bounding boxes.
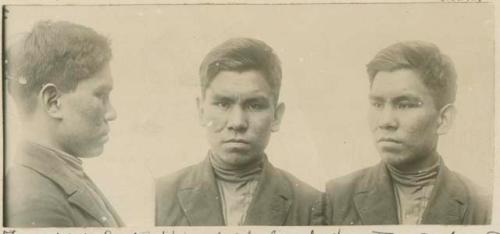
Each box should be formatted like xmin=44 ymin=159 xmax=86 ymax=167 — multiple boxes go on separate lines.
xmin=366 ymin=41 xmax=457 ymax=109
xmin=6 ymin=20 xmax=112 ymax=115
xmin=199 ymin=38 xmax=282 ymax=102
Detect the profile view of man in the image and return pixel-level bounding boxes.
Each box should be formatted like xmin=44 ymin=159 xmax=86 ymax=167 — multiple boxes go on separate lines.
xmin=325 ymin=41 xmax=491 ymax=225
xmin=4 ymin=21 xmax=123 ymax=227
xmin=155 ymin=38 xmax=323 ymax=226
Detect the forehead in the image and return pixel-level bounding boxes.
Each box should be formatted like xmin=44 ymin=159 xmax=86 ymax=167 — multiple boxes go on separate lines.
xmin=75 ymin=64 xmax=113 ymax=92
xmin=206 ymin=70 xmax=273 ymax=99
xmin=370 ymin=69 xmax=431 ymax=99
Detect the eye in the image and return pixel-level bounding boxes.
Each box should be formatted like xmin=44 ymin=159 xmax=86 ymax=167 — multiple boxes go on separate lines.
xmin=396 ymin=101 xmax=422 ymax=110
xmin=370 ymin=101 xmax=383 ymax=109
xmin=214 ymin=101 xmax=231 ymax=110
xmin=95 ymin=92 xmax=109 ymax=102
xmin=247 ymin=102 xmax=268 ymax=111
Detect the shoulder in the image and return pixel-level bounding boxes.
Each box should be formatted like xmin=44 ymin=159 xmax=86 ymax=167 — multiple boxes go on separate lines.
xmin=5 ymin=165 xmax=74 ymax=227
xmin=442 ymin=167 xmax=492 ymax=224
xmin=155 ymin=163 xmax=201 ymax=196
xmin=446 ymin=170 xmax=491 ymax=207
xmin=325 ymin=165 xmax=377 ymax=194
xmin=273 ymin=166 xmax=321 ymax=200
xmin=6 ymin=164 xmax=66 ymax=199
xmin=445 ymin=168 xmax=490 ymax=202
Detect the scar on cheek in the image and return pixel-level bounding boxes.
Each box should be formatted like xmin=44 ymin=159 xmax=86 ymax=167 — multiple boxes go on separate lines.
xmin=204 ymin=119 xmax=227 ymax=132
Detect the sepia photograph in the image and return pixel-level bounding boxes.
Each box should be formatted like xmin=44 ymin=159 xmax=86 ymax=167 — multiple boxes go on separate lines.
xmin=1 ymin=1 xmax=497 ymax=232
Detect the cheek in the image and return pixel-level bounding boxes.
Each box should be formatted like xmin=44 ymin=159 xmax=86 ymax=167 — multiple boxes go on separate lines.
xmin=249 ymin=114 xmax=274 ymax=134
xmin=79 ymin=101 xmax=106 ymax=125
xmin=401 ymin=113 xmax=438 ymax=139
xmin=202 ymin=109 xmax=227 ymax=132
xmin=367 ymin=110 xmax=378 ymax=131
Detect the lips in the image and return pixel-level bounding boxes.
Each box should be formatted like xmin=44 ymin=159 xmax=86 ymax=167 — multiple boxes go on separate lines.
xmin=377 ymin=137 xmax=403 ymax=144
xmin=99 ymin=134 xmax=110 ymax=143
xmin=224 ymin=139 xmax=250 ymax=144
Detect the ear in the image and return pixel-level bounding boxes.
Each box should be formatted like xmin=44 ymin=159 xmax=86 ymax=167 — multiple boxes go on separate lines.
xmin=39 ymin=83 xmax=63 ymax=119
xmin=436 ymin=104 xmax=456 ymax=135
xmin=271 ymin=102 xmax=285 ymax=132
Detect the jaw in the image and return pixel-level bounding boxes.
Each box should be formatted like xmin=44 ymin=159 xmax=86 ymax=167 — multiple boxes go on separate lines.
xmin=380 ymin=149 xmax=439 ymax=172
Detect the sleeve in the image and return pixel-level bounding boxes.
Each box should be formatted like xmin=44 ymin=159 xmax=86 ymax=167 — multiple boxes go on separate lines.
xmin=5 ymin=190 xmax=75 ymax=227
xmin=5 ymin=167 xmax=76 ymax=227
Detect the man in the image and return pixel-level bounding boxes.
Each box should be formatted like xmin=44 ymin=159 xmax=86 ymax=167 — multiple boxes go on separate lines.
xmin=325 ymin=41 xmax=491 ymax=225
xmin=155 ymin=38 xmax=323 ymax=226
xmin=5 ymin=20 xmax=124 ymax=227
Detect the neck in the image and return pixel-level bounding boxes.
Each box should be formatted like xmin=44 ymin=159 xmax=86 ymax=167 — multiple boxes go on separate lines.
xmin=387 ymin=157 xmax=440 ymax=186
xmin=210 ymin=152 xmax=264 ymax=182
xmin=21 ymin=119 xmax=70 ymax=156
xmin=391 ymin=151 xmax=440 ymax=173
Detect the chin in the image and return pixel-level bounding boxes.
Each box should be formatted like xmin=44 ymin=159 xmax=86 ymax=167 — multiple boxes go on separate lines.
xmin=221 ymin=150 xmax=261 ymax=166
xmin=380 ymin=152 xmax=413 ymax=168
xmin=79 ymin=146 xmax=104 ymax=158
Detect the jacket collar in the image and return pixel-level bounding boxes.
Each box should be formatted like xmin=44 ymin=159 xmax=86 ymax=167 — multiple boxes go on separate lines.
xmin=353 ymin=162 xmax=399 ymax=224
xmin=177 ymin=156 xmax=225 ymax=225
xmin=421 ymin=164 xmax=467 ymax=224
xmin=244 ymin=157 xmax=292 ymax=225
xmin=176 ymin=153 xmax=292 ymax=226
xmin=353 ymin=160 xmax=467 ymax=224
xmin=16 ymin=141 xmax=124 ymax=227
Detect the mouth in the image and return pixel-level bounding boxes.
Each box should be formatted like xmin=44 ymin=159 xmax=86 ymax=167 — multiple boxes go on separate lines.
xmin=223 ymin=139 xmax=250 ymax=145
xmin=377 ymin=138 xmax=403 ymax=144
xmin=99 ymin=132 xmax=110 ymax=143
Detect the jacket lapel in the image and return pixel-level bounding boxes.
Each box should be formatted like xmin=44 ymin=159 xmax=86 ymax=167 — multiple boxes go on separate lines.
xmin=67 ymin=189 xmax=115 ymax=226
xmin=85 ymin=179 xmax=126 ymax=227
xmin=18 ymin=142 xmax=113 ymax=227
xmin=421 ymin=164 xmax=466 ymax=224
xmin=353 ymin=163 xmax=399 ymax=224
xmin=245 ymin=159 xmax=292 ymax=225
xmin=105 ymin=200 xmax=125 ymax=226
xmin=176 ymin=158 xmax=225 ymax=225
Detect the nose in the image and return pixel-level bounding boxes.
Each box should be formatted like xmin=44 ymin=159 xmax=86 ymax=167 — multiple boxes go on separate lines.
xmin=226 ymin=106 xmax=248 ymax=132
xmin=105 ymin=102 xmax=117 ymax=122
xmin=377 ymin=106 xmax=398 ymax=130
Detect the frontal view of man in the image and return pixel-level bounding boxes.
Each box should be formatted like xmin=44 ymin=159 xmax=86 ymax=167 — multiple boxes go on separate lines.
xmin=5 ymin=21 xmax=123 ymax=227
xmin=155 ymin=38 xmax=323 ymax=226
xmin=325 ymin=41 xmax=491 ymax=225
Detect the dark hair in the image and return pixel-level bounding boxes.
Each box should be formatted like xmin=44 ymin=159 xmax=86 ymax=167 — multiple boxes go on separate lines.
xmin=6 ymin=20 xmax=112 ymax=115
xmin=199 ymin=37 xmax=282 ymax=102
xmin=366 ymin=41 xmax=457 ymax=109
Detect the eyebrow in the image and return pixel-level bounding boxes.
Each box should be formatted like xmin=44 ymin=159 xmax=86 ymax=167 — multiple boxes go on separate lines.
xmin=210 ymin=93 xmax=271 ymax=103
xmin=368 ymin=95 xmax=384 ymax=101
xmin=369 ymin=94 xmax=422 ymax=102
xmin=392 ymin=95 xmax=422 ymax=103
xmin=211 ymin=94 xmax=236 ymax=100
xmin=245 ymin=96 xmax=269 ymax=102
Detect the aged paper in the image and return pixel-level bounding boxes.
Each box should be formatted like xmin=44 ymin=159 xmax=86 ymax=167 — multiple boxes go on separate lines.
xmin=1 ymin=0 xmax=498 ymax=233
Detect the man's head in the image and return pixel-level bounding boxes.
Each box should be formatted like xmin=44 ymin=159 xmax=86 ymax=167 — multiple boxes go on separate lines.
xmin=366 ymin=41 xmax=457 ymax=171
xmin=197 ymin=38 xmax=285 ymax=169
xmin=6 ymin=20 xmax=116 ymax=157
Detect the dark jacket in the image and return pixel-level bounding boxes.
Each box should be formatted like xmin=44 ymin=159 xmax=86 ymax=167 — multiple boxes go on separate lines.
xmin=155 ymin=156 xmax=324 ymax=226
xmin=325 ymin=161 xmax=491 ymax=225
xmin=4 ymin=142 xmax=124 ymax=227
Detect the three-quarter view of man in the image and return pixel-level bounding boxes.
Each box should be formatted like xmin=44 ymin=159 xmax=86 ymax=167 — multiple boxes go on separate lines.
xmin=325 ymin=41 xmax=491 ymax=225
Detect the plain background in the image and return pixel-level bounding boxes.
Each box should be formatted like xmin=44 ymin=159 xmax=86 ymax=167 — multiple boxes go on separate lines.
xmin=4 ymin=3 xmax=495 ymax=226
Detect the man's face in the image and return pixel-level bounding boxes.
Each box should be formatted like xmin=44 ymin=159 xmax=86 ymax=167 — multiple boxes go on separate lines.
xmin=368 ymin=69 xmax=440 ymax=171
xmin=198 ymin=70 xmax=284 ymax=168
xmin=57 ymin=64 xmax=117 ymax=157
